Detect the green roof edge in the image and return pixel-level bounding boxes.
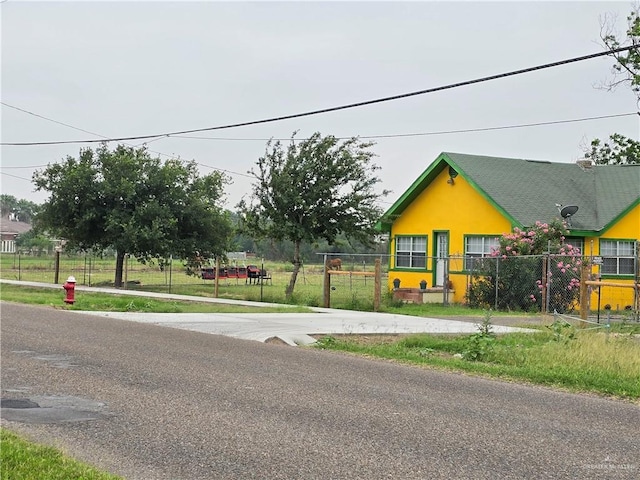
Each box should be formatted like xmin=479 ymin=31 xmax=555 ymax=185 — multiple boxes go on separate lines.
xmin=445 ymin=153 xmax=521 ymax=228
xmin=375 ymin=153 xmax=448 ymax=232
xmin=598 ymin=196 xmax=640 ymax=236
xmin=376 ymin=152 xmax=520 ymax=232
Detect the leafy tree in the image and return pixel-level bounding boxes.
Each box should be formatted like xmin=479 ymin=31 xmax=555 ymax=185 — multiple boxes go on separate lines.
xmin=585 ymin=8 xmax=640 ymax=165
xmin=33 ymin=144 xmax=233 ymax=287
xmin=15 ymin=229 xmax=53 ymax=255
xmin=585 ymin=133 xmax=640 ymax=165
xmin=238 ymin=132 xmax=388 ymax=299
xmin=0 ymin=195 xmax=40 ymax=223
xmin=599 ymin=8 xmax=640 ymax=98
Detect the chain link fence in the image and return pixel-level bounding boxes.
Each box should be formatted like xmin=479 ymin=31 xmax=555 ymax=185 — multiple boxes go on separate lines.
xmin=3 ymin=251 xmax=637 ymax=317
xmin=1 ymin=252 xmax=198 ymax=288
xmin=0 ymin=252 xmax=393 ymax=309
xmin=467 ymin=254 xmax=582 ymax=314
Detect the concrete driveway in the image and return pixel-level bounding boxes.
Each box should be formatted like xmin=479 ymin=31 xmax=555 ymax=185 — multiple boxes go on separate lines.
xmin=75 ymin=309 xmax=531 ymax=345
xmin=3 ymin=279 xmax=531 ymax=345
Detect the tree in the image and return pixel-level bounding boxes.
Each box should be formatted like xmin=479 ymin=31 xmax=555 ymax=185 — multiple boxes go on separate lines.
xmin=33 ymin=144 xmax=233 ymax=287
xmin=238 ymin=132 xmax=388 ymax=299
xmin=0 ymin=194 xmax=40 ymax=223
xmin=585 ymin=133 xmax=640 ymax=165
xmin=585 ymin=8 xmax=640 ymax=165
xmin=599 ymin=8 xmax=640 ymax=99
xmin=15 ymin=229 xmax=53 ymax=255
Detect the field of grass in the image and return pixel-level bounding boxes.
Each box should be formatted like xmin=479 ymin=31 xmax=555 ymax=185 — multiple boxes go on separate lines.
xmin=1 ymin=253 xmax=395 ymax=310
xmin=2 ymin=253 xmax=489 ymax=314
xmin=315 ymin=317 xmax=640 ymax=400
xmin=0 ymin=284 xmax=311 ymax=313
xmin=0 ymin=429 xmax=122 ymax=480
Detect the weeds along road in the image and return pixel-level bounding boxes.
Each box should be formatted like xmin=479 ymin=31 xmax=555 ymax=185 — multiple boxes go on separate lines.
xmin=1 ymin=302 xmax=639 ymax=480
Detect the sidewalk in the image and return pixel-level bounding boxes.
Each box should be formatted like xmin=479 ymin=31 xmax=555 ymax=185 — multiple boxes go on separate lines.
xmin=1 ymin=279 xmax=533 ymax=346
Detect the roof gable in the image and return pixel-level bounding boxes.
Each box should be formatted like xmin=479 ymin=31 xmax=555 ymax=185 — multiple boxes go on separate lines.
xmin=0 ymin=217 xmax=32 ymax=235
xmin=378 ymin=152 xmax=640 ymax=234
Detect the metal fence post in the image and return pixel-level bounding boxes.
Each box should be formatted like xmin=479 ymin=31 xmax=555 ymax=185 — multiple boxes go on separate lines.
xmin=54 ymin=249 xmax=60 ymax=284
xmin=545 ymin=254 xmax=552 ymax=314
xmin=170 ymin=255 xmax=174 ymax=293
xmin=374 ymin=258 xmax=381 ymax=312
xmin=541 ymin=256 xmax=547 ymax=314
xmin=494 ymin=258 xmax=499 ymax=310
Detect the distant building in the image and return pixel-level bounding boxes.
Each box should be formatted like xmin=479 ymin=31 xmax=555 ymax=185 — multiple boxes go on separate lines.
xmin=0 ymin=214 xmax=32 ymax=253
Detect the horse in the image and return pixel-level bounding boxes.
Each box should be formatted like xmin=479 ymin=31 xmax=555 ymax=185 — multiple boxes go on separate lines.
xmin=327 ymin=258 xmax=342 ymax=271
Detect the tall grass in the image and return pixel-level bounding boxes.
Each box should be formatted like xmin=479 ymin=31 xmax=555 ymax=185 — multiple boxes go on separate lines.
xmin=524 ymin=332 xmax=640 ymax=397
xmin=317 ymin=327 xmax=640 ymax=400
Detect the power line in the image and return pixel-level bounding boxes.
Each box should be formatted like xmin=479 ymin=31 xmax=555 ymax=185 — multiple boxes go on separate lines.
xmin=1 ymin=165 xmax=49 ymax=169
xmin=0 ymin=102 xmax=253 ymax=180
xmin=1 ymin=45 xmax=636 ymax=146
xmin=2 ymin=111 xmax=636 ymax=175
xmin=0 ymin=102 xmax=111 ymax=139
xmin=0 ymin=171 xmax=32 ymax=181
xmin=171 ymin=112 xmax=638 ymax=142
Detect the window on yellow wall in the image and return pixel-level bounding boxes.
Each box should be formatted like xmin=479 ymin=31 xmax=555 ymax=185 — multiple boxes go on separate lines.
xmin=565 ymin=237 xmax=584 ymax=254
xmin=396 ymin=236 xmax=427 ymax=268
xmin=464 ymin=236 xmax=499 ymax=270
xmin=600 ymin=240 xmax=637 ymax=275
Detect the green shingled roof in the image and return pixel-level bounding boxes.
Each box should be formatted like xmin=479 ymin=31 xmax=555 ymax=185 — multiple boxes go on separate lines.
xmin=378 ymin=152 xmax=640 ymax=234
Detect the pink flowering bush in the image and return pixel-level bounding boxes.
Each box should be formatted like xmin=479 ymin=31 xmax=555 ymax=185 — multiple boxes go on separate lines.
xmin=467 ymin=219 xmax=582 ymax=313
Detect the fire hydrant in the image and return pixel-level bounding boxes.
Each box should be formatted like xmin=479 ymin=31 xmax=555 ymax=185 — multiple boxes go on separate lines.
xmin=63 ymin=276 xmax=76 ymax=304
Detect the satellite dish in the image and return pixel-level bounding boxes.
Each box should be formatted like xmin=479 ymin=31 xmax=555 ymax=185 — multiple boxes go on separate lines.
xmin=560 ymin=205 xmax=579 ymax=218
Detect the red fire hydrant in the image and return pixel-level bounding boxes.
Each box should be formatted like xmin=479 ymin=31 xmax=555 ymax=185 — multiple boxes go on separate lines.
xmin=63 ymin=276 xmax=76 ymax=304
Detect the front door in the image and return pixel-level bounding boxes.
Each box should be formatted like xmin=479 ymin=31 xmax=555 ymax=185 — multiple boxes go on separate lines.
xmin=435 ymin=232 xmax=448 ymax=287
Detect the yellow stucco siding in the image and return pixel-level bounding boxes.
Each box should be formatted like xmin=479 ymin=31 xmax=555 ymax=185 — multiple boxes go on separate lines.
xmin=393 ymin=169 xmax=510 ymax=236
xmin=601 ymin=203 xmax=640 ymax=240
xmin=583 ymin=203 xmax=640 ymax=309
xmin=389 ymin=169 xmax=511 ymax=297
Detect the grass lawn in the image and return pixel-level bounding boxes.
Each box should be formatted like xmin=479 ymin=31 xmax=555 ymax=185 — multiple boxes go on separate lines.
xmin=0 ymin=429 xmax=122 ymax=480
xmin=0 ymin=284 xmax=312 ymax=314
xmin=315 ymin=317 xmax=640 ymax=400
xmin=1 ymin=279 xmax=520 ymax=318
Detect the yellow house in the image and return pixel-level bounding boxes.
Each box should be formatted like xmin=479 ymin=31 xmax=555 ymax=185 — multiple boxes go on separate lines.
xmin=377 ymin=152 xmax=640 ymax=311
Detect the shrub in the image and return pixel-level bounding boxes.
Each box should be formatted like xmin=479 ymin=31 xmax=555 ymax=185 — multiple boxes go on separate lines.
xmin=467 ymin=219 xmax=581 ymax=313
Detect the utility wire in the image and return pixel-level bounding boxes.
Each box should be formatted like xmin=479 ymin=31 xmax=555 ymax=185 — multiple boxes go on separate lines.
xmin=1 ymin=45 xmax=636 ymax=146
xmin=0 ymin=102 xmax=253 ymax=179
xmin=171 ymin=112 xmax=639 ymax=142
xmin=0 ymin=171 xmax=31 ymax=181
xmin=2 ymin=110 xmax=636 ymax=173
xmin=0 ymin=103 xmax=111 ymax=139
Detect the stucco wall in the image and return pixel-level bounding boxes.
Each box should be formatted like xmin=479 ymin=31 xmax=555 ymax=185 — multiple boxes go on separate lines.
xmin=389 ymin=167 xmax=511 ymax=300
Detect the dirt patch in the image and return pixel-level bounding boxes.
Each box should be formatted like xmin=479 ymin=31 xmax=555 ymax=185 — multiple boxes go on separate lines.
xmin=311 ymin=333 xmax=411 ymax=345
xmin=264 ymin=336 xmax=289 ymax=345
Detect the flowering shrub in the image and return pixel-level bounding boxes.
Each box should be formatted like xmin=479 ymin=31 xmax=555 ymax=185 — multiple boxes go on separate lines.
xmin=467 ymin=219 xmax=582 ymax=313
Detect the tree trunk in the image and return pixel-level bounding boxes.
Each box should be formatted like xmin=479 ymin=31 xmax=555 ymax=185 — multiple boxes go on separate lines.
xmin=285 ymin=240 xmax=301 ymax=301
xmin=115 ymin=250 xmax=125 ymax=288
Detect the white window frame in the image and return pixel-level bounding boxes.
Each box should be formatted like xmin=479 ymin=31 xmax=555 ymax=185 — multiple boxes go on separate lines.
xmin=464 ymin=236 xmax=499 ymax=270
xmin=395 ymin=236 xmax=427 ymax=269
xmin=600 ymin=240 xmax=636 ymax=275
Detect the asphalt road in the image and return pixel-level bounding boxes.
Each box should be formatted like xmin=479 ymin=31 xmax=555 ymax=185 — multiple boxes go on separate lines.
xmin=1 ymin=303 xmax=639 ymax=479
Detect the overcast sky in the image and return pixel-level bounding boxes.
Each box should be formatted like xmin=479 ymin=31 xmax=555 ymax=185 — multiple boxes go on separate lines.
xmin=2 ymin=1 xmax=638 ymax=211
